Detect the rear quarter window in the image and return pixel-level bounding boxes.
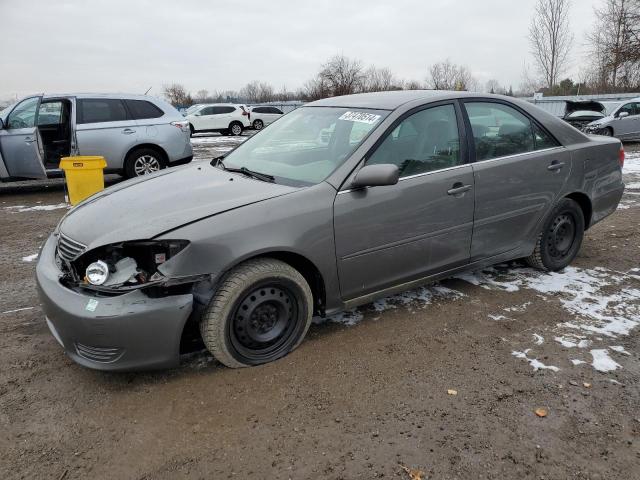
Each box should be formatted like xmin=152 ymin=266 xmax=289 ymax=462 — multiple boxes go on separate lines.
xmin=78 ymin=99 xmax=129 ymax=124
xmin=125 ymin=100 xmax=164 ymax=119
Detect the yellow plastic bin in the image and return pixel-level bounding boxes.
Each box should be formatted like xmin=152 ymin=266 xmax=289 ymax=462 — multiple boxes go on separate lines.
xmin=59 ymin=156 xmax=107 ymax=206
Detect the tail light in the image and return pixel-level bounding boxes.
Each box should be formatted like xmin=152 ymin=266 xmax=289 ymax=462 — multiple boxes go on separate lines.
xmin=171 ymin=120 xmax=190 ymax=133
xmin=619 ymin=144 xmax=625 ymax=168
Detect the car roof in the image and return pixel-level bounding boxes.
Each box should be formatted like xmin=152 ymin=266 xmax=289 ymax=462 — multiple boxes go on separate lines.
xmin=41 ymin=93 xmax=162 ymax=101
xmin=306 ymin=90 xmax=488 ymax=110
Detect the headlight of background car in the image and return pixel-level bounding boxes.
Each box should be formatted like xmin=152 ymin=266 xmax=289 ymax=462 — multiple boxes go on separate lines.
xmin=73 ymin=240 xmax=190 ymax=289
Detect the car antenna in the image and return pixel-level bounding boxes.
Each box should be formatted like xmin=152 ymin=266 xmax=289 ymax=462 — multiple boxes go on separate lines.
xmin=144 ymin=87 xmax=152 ymax=95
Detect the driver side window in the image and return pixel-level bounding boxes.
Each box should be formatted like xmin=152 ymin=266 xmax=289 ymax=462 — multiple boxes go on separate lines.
xmin=7 ymin=97 xmax=39 ymax=129
xmin=367 ymin=104 xmax=461 ymax=177
xmin=619 ymin=103 xmax=639 ymax=116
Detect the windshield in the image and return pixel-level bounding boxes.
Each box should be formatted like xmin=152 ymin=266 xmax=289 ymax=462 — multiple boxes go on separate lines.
xmin=221 ymin=106 xmax=388 ymax=186
xmin=185 ymin=105 xmax=202 ymax=115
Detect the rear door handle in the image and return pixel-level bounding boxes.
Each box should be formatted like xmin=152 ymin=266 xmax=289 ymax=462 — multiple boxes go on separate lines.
xmin=122 ymin=128 xmax=135 ymax=135
xmin=447 ymin=183 xmax=472 ymax=196
xmin=547 ymin=161 xmax=565 ymax=171
xmin=24 ymin=137 xmax=36 ymax=143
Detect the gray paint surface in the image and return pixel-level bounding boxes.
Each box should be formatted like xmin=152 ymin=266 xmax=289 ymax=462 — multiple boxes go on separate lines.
xmin=36 ymin=91 xmax=625 ymax=371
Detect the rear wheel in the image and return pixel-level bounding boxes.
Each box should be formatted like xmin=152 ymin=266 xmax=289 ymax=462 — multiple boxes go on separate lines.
xmin=200 ymin=258 xmax=313 ymax=368
xmin=253 ymin=119 xmax=264 ymax=130
xmin=526 ymin=198 xmax=585 ymax=271
xmin=124 ymin=147 xmax=167 ymax=178
xmin=189 ymin=124 xmax=195 ymax=137
xmin=229 ymin=121 xmax=243 ymax=136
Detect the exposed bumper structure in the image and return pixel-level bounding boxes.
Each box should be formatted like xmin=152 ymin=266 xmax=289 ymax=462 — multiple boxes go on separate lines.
xmin=36 ymin=234 xmax=193 ymax=371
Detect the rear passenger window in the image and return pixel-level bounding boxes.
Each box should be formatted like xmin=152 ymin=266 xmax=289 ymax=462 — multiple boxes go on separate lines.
xmin=126 ymin=100 xmax=164 ymax=119
xmin=78 ymin=99 xmax=128 ymax=124
xmin=220 ymin=106 xmax=235 ymax=114
xmin=367 ymin=104 xmax=461 ymax=177
xmin=253 ymin=107 xmax=266 ymax=113
xmin=271 ymin=107 xmax=284 ymax=115
xmin=465 ymin=102 xmax=535 ymax=161
xmin=533 ymin=124 xmax=559 ymax=150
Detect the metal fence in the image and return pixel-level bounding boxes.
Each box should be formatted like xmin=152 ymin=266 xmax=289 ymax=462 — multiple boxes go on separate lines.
xmin=525 ymin=93 xmax=640 ymax=117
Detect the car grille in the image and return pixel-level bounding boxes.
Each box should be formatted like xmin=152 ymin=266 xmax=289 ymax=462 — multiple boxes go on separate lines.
xmin=57 ymin=233 xmax=87 ymax=263
xmin=75 ymin=343 xmax=124 ymax=363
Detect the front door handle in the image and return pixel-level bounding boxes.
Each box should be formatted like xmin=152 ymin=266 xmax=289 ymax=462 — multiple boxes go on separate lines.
xmin=122 ymin=128 xmax=135 ymax=135
xmin=24 ymin=137 xmax=36 ymax=143
xmin=447 ymin=183 xmax=472 ymax=196
xmin=547 ymin=161 xmax=565 ymax=171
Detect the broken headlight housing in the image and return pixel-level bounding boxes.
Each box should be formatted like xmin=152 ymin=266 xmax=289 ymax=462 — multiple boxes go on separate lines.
xmin=66 ymin=240 xmax=192 ymax=293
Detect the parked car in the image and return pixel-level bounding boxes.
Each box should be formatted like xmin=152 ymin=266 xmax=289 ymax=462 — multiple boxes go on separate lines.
xmin=37 ymin=91 xmax=624 ymax=371
xmin=248 ymin=106 xmax=284 ymax=130
xmin=562 ymin=100 xmax=607 ymax=129
xmin=184 ymin=104 xmax=251 ymax=136
xmin=583 ymin=97 xmax=640 ymax=139
xmin=0 ymin=94 xmax=192 ymax=180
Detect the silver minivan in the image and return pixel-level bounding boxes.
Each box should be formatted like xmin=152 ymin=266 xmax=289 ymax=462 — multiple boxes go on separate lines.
xmin=584 ymin=97 xmax=640 ymax=140
xmin=0 ymin=93 xmax=193 ymax=180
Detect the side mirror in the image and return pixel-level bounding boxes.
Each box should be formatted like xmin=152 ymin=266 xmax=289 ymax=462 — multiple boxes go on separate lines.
xmin=618 ymin=111 xmax=629 ymax=119
xmin=351 ymin=164 xmax=399 ymax=188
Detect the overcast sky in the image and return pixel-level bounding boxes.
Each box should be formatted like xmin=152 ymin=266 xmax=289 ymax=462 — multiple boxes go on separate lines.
xmin=0 ymin=0 xmax=600 ymax=101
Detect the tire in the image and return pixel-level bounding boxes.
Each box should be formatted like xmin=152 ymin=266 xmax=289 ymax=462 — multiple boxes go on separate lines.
xmin=124 ymin=147 xmax=167 ymax=178
xmin=526 ymin=198 xmax=585 ymax=272
xmin=602 ymin=127 xmax=614 ymax=137
xmin=229 ymin=122 xmax=243 ymax=136
xmin=219 ymin=129 xmax=229 ymax=136
xmin=253 ymin=119 xmax=264 ymax=130
xmin=200 ymin=258 xmax=313 ymax=368
xmin=189 ymin=124 xmax=195 ymax=137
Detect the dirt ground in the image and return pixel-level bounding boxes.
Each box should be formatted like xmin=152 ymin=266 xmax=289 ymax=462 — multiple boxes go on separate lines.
xmin=1 ymin=138 xmax=639 ymax=480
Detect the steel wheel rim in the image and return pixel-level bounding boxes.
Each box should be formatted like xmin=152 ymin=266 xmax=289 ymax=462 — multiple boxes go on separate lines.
xmin=229 ymin=282 xmax=300 ymax=362
xmin=231 ymin=124 xmax=242 ymax=135
xmin=133 ymin=155 xmax=160 ymax=176
xmin=546 ymin=213 xmax=576 ymax=259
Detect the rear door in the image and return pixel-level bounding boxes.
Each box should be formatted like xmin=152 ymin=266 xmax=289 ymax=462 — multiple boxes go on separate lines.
xmin=463 ymin=100 xmax=571 ymax=260
xmin=0 ymin=96 xmax=46 ymax=178
xmin=334 ymin=102 xmax=474 ymax=299
xmin=75 ymin=98 xmax=138 ymax=169
xmin=265 ymin=107 xmax=283 ymax=125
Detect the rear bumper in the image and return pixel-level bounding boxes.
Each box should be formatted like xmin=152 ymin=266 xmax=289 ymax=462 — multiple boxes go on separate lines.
xmin=36 ymin=234 xmax=193 ymax=372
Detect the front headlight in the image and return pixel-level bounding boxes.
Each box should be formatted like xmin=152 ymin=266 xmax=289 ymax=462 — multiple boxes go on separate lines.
xmin=69 ymin=240 xmax=190 ymax=291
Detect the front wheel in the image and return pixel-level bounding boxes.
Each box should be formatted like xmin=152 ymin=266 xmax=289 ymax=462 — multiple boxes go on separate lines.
xmin=200 ymin=258 xmax=313 ymax=368
xmin=526 ymin=198 xmax=585 ymax=271
xmin=253 ymin=119 xmax=264 ymax=130
xmin=602 ymin=127 xmax=614 ymax=137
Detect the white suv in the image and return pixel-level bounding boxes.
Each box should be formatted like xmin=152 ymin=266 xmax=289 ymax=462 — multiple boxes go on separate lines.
xmin=185 ymin=104 xmax=251 ymax=136
xmin=249 ymin=106 xmax=284 ymax=130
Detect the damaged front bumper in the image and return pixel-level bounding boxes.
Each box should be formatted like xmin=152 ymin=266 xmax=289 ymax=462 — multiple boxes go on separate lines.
xmin=36 ymin=234 xmax=194 ymax=371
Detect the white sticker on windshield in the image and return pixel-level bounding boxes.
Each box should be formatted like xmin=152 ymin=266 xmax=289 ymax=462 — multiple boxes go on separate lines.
xmin=339 ymin=111 xmax=381 ymax=125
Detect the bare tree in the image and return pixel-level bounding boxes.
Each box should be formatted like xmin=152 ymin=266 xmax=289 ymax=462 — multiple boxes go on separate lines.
xmin=528 ymin=0 xmax=573 ymax=89
xmin=362 ymin=66 xmax=399 ymax=92
xmin=162 ymin=83 xmax=192 ymax=107
xmin=318 ymin=54 xmax=365 ymax=97
xmin=428 ymin=59 xmax=477 ymax=91
xmin=586 ymin=0 xmax=640 ymax=91
xmin=403 ymin=79 xmax=424 ymax=90
xmin=485 ymin=79 xmax=502 ymax=94
xmin=195 ymin=89 xmax=209 ymax=103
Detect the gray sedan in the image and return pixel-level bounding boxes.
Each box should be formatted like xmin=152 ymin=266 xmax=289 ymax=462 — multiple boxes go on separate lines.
xmin=36 ymin=91 xmax=625 ymax=371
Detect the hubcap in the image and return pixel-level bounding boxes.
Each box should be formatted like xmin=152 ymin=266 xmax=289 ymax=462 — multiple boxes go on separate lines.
xmin=231 ymin=124 xmax=242 ymax=135
xmin=133 ymin=155 xmax=161 ymax=176
xmin=546 ymin=213 xmax=576 ymax=258
xmin=231 ymin=285 xmax=297 ymax=355
xmin=254 ymin=121 xmax=263 ymax=130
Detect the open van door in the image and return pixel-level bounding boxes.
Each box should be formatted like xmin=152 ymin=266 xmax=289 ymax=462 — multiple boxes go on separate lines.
xmin=0 ymin=96 xmax=46 ymax=179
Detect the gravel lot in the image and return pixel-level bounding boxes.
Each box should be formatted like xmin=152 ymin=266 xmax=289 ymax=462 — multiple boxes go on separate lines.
xmin=1 ymin=136 xmax=639 ymax=479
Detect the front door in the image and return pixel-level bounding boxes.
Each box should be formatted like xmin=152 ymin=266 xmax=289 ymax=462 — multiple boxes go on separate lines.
xmin=0 ymin=96 xmax=46 ymax=178
xmin=334 ymin=103 xmax=474 ymax=300
xmin=463 ymin=100 xmax=572 ymax=260
xmin=612 ymin=102 xmax=640 ymax=139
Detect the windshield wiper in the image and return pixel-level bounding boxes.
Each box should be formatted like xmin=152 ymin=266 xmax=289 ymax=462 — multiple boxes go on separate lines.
xmin=211 ymin=157 xmax=275 ymax=183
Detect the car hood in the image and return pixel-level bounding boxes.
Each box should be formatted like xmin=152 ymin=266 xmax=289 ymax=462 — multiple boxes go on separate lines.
xmin=564 ymin=100 xmax=606 ymax=117
xmin=58 ymin=163 xmax=299 ymax=250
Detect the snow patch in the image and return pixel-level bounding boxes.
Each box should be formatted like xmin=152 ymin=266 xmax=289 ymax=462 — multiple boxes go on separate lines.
xmin=609 ymin=345 xmax=631 ymax=355
xmin=590 ymin=348 xmax=621 ymax=372
xmin=22 ymin=253 xmax=38 ymax=262
xmin=512 ymin=349 xmax=559 ymax=372
xmin=5 ymin=203 xmax=69 ymax=212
